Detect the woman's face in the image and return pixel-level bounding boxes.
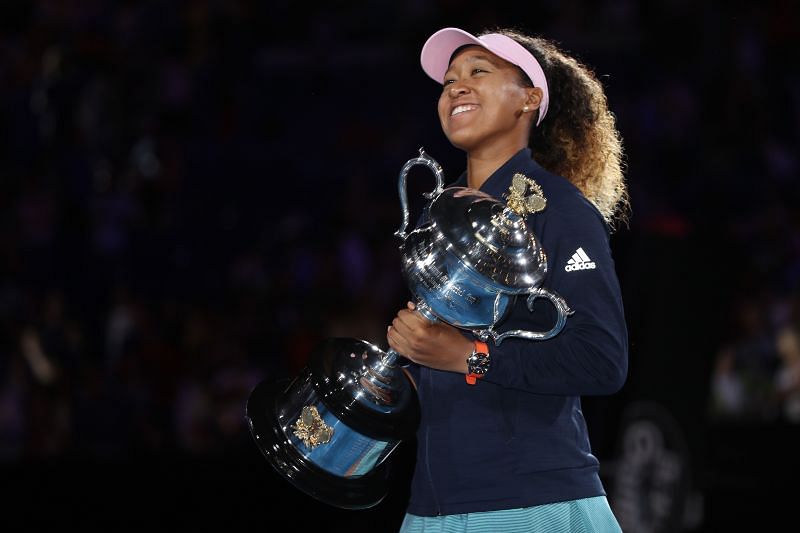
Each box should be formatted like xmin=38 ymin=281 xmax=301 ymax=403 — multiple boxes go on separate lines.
xmin=438 ymin=46 xmax=536 ymax=153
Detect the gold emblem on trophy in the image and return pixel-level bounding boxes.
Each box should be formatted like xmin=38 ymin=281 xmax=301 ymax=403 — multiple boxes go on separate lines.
xmin=292 ymin=406 xmax=334 ymax=449
xmin=505 ymin=173 xmax=546 ymax=216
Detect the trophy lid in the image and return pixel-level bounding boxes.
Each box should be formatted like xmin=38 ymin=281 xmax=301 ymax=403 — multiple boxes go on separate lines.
xmin=427 ymin=186 xmax=548 ymax=291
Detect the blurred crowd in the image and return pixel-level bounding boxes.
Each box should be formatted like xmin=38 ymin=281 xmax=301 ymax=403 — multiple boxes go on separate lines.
xmin=1 ymin=0 xmax=799 ymax=467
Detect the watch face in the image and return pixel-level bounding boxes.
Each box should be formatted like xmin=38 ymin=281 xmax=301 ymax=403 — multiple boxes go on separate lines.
xmin=468 ymin=352 xmax=490 ymax=375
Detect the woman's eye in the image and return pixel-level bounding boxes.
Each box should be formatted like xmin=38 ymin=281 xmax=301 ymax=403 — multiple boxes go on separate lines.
xmin=472 ymin=68 xmax=486 ymax=75
xmin=443 ymin=79 xmax=455 ymax=86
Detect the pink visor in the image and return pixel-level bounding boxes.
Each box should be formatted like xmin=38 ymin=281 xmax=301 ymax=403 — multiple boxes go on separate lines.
xmin=420 ymin=27 xmax=549 ymax=126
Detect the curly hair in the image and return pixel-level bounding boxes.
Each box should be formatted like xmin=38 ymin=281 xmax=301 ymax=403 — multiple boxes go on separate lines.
xmin=483 ymin=29 xmax=630 ymax=230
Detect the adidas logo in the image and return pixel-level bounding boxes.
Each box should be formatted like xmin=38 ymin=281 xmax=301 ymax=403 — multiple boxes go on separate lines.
xmin=565 ymin=247 xmax=596 ymax=272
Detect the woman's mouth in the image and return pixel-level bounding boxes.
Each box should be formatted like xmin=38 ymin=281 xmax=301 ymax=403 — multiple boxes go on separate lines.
xmin=451 ymin=104 xmax=479 ymax=116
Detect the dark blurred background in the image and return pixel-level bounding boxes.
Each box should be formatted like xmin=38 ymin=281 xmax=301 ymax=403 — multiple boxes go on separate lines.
xmin=1 ymin=1 xmax=798 ymax=531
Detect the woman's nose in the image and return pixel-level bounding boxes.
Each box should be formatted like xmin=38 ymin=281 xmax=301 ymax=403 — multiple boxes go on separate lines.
xmin=448 ymin=82 xmax=469 ymax=98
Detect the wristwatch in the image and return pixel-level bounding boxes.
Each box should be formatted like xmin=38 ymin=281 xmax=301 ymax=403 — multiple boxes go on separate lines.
xmin=465 ymin=340 xmax=490 ymax=385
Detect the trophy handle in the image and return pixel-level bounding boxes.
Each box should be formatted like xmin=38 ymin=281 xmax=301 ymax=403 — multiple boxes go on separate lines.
xmin=394 ymin=147 xmax=445 ymax=240
xmin=488 ymin=288 xmax=575 ymax=345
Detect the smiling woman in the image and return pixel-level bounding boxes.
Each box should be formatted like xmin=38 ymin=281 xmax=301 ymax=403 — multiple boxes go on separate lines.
xmin=437 ymin=48 xmax=538 ymax=165
xmin=386 ymin=26 xmax=630 ymax=533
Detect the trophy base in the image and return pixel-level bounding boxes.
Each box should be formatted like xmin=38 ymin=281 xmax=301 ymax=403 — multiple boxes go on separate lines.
xmin=246 ymin=378 xmax=391 ymax=510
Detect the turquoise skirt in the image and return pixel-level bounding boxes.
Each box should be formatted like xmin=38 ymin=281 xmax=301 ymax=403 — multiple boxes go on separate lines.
xmin=399 ymin=496 xmax=622 ymax=533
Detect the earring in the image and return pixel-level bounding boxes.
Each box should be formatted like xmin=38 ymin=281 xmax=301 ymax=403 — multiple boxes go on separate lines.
xmin=523 ymin=105 xmax=530 ymax=113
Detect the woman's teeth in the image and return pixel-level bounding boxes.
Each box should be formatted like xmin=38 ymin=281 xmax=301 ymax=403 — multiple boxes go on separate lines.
xmin=451 ymin=105 xmax=477 ymax=116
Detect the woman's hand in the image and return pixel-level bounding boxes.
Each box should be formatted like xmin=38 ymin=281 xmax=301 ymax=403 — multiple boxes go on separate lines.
xmin=387 ymin=302 xmax=474 ymax=373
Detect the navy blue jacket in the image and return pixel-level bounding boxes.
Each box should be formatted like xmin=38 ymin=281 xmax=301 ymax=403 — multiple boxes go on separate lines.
xmin=405 ymin=148 xmax=628 ymax=516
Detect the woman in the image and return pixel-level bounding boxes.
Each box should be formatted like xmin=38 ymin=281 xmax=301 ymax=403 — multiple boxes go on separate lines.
xmin=387 ymin=27 xmax=629 ymax=532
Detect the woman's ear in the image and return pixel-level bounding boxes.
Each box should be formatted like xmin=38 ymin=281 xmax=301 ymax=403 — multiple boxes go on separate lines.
xmin=525 ymin=87 xmax=544 ymax=111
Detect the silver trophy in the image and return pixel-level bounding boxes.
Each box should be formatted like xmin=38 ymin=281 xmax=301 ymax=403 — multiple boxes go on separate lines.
xmin=245 ymin=148 xmax=573 ymax=509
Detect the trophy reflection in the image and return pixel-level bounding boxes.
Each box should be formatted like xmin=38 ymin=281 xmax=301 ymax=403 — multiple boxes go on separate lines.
xmin=246 ymin=148 xmax=573 ymax=509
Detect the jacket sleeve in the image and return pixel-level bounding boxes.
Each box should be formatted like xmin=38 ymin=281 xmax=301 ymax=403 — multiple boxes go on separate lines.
xmin=482 ymin=197 xmax=629 ymax=396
